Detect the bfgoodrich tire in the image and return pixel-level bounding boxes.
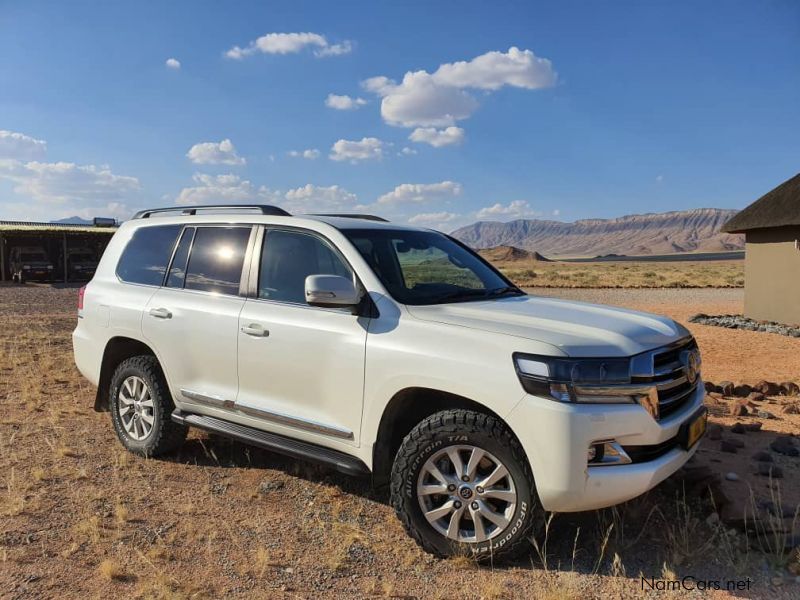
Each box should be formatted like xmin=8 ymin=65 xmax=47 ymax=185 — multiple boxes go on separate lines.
xmin=109 ymin=355 xmax=187 ymax=457
xmin=390 ymin=409 xmax=538 ymax=560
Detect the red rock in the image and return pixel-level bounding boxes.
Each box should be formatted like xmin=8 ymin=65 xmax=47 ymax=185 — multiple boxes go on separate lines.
xmin=746 ymin=392 xmax=766 ymax=403
xmin=780 ymin=381 xmax=800 ymax=396
xmin=707 ymin=423 xmax=723 ymax=440
xmin=719 ymin=381 xmax=735 ymax=396
xmin=729 ymin=403 xmax=748 ymax=416
xmin=733 ymin=384 xmax=753 ymax=397
xmin=782 ymin=402 xmax=800 ymax=415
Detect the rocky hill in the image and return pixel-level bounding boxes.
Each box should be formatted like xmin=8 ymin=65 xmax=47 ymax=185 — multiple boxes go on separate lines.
xmin=453 ymin=208 xmax=742 ymax=257
xmin=477 ymin=246 xmax=551 ymax=263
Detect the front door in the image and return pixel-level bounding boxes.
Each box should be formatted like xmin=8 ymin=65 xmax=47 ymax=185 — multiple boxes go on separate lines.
xmin=236 ymin=228 xmax=368 ymax=446
xmin=142 ymin=225 xmax=253 ymax=410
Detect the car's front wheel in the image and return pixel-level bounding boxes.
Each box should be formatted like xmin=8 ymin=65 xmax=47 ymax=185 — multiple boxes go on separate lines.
xmin=390 ymin=409 xmax=538 ymax=560
xmin=109 ymin=355 xmax=187 ymax=457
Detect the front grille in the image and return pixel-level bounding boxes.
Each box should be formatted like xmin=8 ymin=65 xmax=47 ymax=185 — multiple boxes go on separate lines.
xmin=633 ymin=338 xmax=698 ymax=419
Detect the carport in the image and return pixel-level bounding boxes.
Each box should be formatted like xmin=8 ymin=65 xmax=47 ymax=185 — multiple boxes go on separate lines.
xmin=0 ymin=220 xmax=118 ymax=283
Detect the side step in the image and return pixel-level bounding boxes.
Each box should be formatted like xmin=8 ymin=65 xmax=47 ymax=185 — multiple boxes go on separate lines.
xmin=171 ymin=410 xmax=370 ymax=478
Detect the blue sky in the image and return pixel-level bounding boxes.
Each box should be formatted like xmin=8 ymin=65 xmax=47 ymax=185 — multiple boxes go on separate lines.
xmin=1 ymin=1 xmax=798 ymax=230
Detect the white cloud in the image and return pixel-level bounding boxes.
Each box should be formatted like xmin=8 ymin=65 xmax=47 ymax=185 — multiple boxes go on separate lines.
xmin=186 ymin=139 xmax=246 ymax=165
xmin=408 ymin=211 xmax=459 ymax=225
xmin=476 ymin=200 xmax=538 ymax=220
xmin=409 ymin=126 xmax=465 ymax=147
xmin=288 ymin=149 xmax=320 ymax=160
xmin=174 ymin=176 xmax=360 ymax=215
xmin=314 ymin=40 xmax=353 ymax=57
xmin=552 ymin=209 xmax=561 ymax=217
xmin=283 ymin=184 xmax=358 ymax=213
xmin=225 ymin=32 xmax=353 ymax=60
xmin=0 ymin=130 xmax=47 ymax=160
xmin=363 ymin=47 xmax=556 ymax=128
xmin=175 ymin=173 xmax=277 ymax=206
xmin=165 ymin=57 xmax=181 ymax=70
xmin=377 ymin=181 xmax=462 ymax=205
xmin=0 ymin=159 xmax=140 ymax=221
xmin=399 ymin=147 xmax=417 ymax=156
xmin=329 ymin=137 xmax=385 ymax=163
xmin=325 ymin=93 xmax=367 ymax=110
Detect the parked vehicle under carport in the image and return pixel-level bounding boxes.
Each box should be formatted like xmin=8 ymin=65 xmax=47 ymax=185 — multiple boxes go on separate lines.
xmin=10 ymin=246 xmax=54 ymax=283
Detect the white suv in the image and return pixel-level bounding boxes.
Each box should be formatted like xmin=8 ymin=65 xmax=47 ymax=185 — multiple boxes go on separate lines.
xmin=73 ymin=204 xmax=707 ymax=559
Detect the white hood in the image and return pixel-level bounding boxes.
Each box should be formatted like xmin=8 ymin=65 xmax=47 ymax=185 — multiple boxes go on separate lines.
xmin=407 ymin=295 xmax=690 ymax=357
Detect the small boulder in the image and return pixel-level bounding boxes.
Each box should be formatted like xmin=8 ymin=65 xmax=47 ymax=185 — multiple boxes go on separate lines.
xmin=746 ymin=392 xmax=766 ymax=403
xmin=770 ymin=436 xmax=799 ymax=457
xmin=779 ymin=381 xmax=800 ymax=396
xmin=782 ymin=402 xmax=800 ymax=415
xmin=733 ymin=384 xmax=753 ymax=397
xmin=757 ymin=409 xmax=776 ymax=419
xmin=729 ymin=402 xmax=748 ymax=416
xmin=707 ymin=423 xmax=723 ymax=440
xmin=719 ymin=381 xmax=735 ymax=396
xmin=725 ymin=472 xmax=740 ymax=482
xmin=753 ymin=380 xmax=781 ymax=396
xmin=757 ymin=463 xmax=784 ymax=478
xmin=752 ymin=450 xmax=773 ymax=462
xmin=720 ymin=440 xmax=739 ymax=453
xmin=731 ymin=422 xmax=746 ymax=434
xmin=704 ymin=381 xmax=717 ymax=393
xmin=727 ymin=438 xmax=745 ymax=448
xmin=744 ymin=422 xmax=763 ymax=432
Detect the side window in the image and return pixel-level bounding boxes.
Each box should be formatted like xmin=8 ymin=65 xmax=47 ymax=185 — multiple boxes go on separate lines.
xmin=259 ymin=229 xmax=352 ymax=303
xmin=165 ymin=227 xmax=195 ymax=288
xmin=116 ymin=225 xmax=182 ymax=286
xmin=184 ymin=227 xmax=251 ymax=295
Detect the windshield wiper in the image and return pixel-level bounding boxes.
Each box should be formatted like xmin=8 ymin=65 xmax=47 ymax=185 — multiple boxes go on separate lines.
xmin=430 ymin=286 xmax=524 ymax=304
xmin=484 ymin=286 xmax=525 ymax=298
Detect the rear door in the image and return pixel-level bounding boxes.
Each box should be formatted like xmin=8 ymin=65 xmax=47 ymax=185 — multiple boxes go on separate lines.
xmin=235 ymin=227 xmax=368 ymax=446
xmin=142 ymin=225 xmax=254 ymax=411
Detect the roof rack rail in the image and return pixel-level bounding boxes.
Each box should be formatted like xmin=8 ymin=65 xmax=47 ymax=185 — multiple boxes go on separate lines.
xmin=132 ymin=205 xmax=291 ymax=219
xmin=310 ymin=213 xmax=389 ymax=222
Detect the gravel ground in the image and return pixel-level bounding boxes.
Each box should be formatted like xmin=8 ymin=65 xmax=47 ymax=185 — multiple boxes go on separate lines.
xmin=1 ymin=284 xmax=798 ymax=599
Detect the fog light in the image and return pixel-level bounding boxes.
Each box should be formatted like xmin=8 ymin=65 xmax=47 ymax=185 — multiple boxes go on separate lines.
xmin=588 ymin=441 xmax=632 ymax=466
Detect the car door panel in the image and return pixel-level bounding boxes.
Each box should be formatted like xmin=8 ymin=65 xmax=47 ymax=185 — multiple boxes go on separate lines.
xmin=235 ymin=228 xmax=368 ymax=446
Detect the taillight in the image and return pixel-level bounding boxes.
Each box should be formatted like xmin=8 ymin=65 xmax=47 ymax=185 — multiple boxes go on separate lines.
xmin=78 ymin=285 xmax=86 ymax=311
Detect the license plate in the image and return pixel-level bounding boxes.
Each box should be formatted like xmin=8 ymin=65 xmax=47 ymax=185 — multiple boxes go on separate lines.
xmin=686 ymin=410 xmax=707 ymax=449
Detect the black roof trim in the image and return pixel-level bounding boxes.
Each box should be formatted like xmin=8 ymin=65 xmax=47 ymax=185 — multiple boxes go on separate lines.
xmin=132 ymin=205 xmax=291 ymax=219
xmin=310 ymin=213 xmax=389 ymax=222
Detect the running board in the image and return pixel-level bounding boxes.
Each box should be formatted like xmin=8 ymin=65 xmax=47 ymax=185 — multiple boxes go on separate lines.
xmin=171 ymin=410 xmax=370 ymax=478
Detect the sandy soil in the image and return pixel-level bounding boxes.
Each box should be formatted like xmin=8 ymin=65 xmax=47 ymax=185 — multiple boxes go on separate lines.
xmin=0 ymin=285 xmax=798 ymax=599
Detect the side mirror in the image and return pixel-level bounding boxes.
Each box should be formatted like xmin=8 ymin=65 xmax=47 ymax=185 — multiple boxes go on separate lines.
xmin=305 ymin=275 xmax=361 ymax=309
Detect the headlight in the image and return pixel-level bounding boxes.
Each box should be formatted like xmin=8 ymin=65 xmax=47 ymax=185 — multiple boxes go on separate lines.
xmin=514 ymin=353 xmax=642 ymax=404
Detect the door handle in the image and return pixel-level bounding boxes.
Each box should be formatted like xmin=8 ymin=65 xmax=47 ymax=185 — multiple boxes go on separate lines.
xmin=241 ymin=324 xmax=269 ymax=337
xmin=149 ymin=307 xmax=172 ymax=319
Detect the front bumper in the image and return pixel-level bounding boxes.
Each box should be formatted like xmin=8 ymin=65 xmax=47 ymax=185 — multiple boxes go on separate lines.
xmin=506 ymin=380 xmax=705 ymax=512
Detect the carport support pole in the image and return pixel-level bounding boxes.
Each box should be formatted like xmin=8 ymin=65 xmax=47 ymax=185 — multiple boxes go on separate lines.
xmin=63 ymin=232 xmax=68 ymax=284
xmin=0 ymin=234 xmax=5 ymax=282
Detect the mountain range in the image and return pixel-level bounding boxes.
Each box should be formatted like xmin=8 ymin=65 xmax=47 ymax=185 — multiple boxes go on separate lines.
xmin=451 ymin=208 xmax=743 ymax=257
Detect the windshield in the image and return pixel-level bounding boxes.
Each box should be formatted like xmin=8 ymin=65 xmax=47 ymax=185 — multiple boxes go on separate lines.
xmin=343 ymin=228 xmax=523 ymax=305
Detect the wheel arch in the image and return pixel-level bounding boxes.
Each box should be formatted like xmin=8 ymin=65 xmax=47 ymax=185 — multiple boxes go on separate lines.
xmin=94 ymin=336 xmax=157 ymax=411
xmin=371 ymin=387 xmax=524 ymax=488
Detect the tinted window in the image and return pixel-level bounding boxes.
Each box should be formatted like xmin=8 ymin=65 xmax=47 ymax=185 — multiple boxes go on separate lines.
xmin=344 ymin=229 xmax=519 ymax=305
xmin=259 ymin=229 xmax=352 ymax=303
xmin=116 ymin=225 xmax=182 ymax=286
xmin=166 ymin=227 xmax=195 ymax=288
xmin=184 ymin=227 xmax=251 ymax=295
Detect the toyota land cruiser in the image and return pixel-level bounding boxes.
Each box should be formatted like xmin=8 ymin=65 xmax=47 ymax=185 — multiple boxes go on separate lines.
xmin=72 ymin=204 xmax=707 ymax=559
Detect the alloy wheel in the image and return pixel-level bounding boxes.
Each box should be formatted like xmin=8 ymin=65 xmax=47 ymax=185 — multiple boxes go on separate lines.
xmin=118 ymin=375 xmax=155 ymax=440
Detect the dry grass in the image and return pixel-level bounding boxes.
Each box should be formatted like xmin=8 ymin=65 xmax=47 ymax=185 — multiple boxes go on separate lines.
xmin=492 ymin=259 xmax=744 ymax=288
xmin=0 ymin=285 xmax=795 ymax=599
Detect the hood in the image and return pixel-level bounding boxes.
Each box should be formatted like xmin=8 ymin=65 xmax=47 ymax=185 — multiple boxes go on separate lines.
xmin=406 ymin=295 xmax=689 ymax=357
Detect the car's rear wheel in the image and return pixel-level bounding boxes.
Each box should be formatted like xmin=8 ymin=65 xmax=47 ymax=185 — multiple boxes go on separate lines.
xmin=390 ymin=409 xmax=538 ymax=560
xmin=109 ymin=355 xmax=187 ymax=457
